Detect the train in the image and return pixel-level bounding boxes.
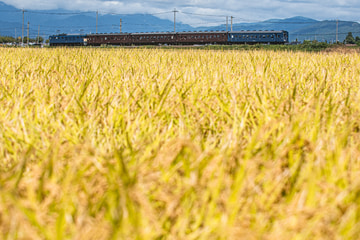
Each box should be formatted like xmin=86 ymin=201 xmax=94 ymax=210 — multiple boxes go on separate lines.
xmin=49 ymin=30 xmax=289 ymax=46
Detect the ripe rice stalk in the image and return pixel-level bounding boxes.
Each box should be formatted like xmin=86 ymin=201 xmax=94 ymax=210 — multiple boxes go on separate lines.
xmin=0 ymin=47 xmax=360 ymax=239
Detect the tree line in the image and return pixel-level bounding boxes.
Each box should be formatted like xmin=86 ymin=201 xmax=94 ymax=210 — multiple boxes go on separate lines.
xmin=0 ymin=35 xmax=44 ymax=44
xmin=344 ymin=32 xmax=360 ymax=45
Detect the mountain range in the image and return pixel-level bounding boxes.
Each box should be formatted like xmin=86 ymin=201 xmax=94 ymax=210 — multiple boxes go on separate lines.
xmin=1 ymin=1 xmax=359 ymax=43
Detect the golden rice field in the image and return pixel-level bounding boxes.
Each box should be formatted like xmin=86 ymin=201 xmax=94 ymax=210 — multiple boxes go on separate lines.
xmin=1 ymin=47 xmax=360 ymax=239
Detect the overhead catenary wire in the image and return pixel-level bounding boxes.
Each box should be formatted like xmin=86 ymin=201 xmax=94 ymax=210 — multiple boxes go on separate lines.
xmin=1 ymin=8 xmax=360 ymax=41
xmin=180 ymin=11 xmax=227 ymax=18
xmin=6 ymin=8 xmax=360 ymax=24
xmin=25 ymin=10 xmax=93 ymax=15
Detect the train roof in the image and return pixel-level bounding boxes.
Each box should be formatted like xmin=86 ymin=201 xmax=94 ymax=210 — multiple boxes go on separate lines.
xmin=87 ymin=30 xmax=287 ymax=35
xmin=50 ymin=30 xmax=287 ymax=38
xmin=49 ymin=33 xmax=87 ymax=37
xmin=229 ymin=30 xmax=287 ymax=34
xmin=87 ymin=32 xmax=131 ymax=36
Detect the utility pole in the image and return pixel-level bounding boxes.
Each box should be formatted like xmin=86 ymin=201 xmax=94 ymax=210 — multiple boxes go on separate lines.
xmin=37 ymin=25 xmax=40 ymax=44
xmin=22 ymin=9 xmax=25 ymax=45
xmin=336 ymin=19 xmax=338 ymax=43
xmin=173 ymin=8 xmax=178 ymax=33
xmin=231 ymin=16 xmax=234 ymax=31
xmin=96 ymin=10 xmax=98 ymax=34
xmin=120 ymin=19 xmax=122 ymax=33
xmin=226 ymin=16 xmax=228 ymax=32
xmin=27 ymin=21 xmax=29 ymax=45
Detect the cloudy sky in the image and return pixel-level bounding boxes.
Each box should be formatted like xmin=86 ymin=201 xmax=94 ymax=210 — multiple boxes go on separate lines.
xmin=2 ymin=0 xmax=360 ymax=26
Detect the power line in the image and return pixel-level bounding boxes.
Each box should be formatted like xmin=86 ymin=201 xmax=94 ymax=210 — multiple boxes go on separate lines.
xmin=100 ymin=10 xmax=173 ymax=16
xmin=25 ymin=10 xmax=93 ymax=15
xmin=5 ymin=8 xmax=360 ymax=24
xmin=0 ymin=10 xmax=21 ymax=12
xmin=181 ymin=11 xmax=227 ymax=18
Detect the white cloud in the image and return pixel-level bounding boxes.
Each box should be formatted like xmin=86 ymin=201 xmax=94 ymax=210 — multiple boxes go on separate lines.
xmin=2 ymin=0 xmax=360 ymax=25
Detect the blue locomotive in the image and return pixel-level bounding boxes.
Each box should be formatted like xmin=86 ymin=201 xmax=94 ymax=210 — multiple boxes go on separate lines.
xmin=49 ymin=30 xmax=288 ymax=46
xmin=49 ymin=34 xmax=88 ymax=46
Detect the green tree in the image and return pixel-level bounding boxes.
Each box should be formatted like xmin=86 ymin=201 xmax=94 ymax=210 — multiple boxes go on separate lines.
xmin=0 ymin=36 xmax=16 ymax=43
xmin=37 ymin=36 xmax=44 ymax=43
xmin=345 ymin=32 xmax=355 ymax=44
xmin=355 ymin=36 xmax=360 ymax=46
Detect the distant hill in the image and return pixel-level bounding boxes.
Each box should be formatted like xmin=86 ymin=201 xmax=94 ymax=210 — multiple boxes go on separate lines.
xmin=0 ymin=2 xmax=195 ymax=38
xmin=201 ymin=16 xmax=318 ymax=32
xmin=292 ymin=20 xmax=360 ymax=43
xmin=1 ymin=1 xmax=359 ymax=43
